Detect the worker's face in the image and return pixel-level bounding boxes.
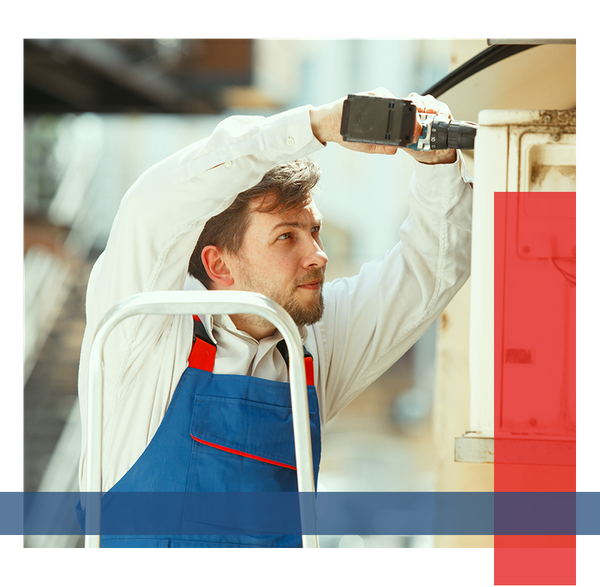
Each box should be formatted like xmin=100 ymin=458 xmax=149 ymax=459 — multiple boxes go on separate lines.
xmin=229 ymin=195 xmax=328 ymax=330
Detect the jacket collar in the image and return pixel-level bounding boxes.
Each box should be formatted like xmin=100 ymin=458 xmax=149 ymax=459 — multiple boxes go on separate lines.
xmin=183 ymin=274 xmax=308 ymax=346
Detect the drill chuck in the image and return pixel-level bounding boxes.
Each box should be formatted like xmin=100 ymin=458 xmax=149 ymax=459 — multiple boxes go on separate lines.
xmin=445 ymin=119 xmax=478 ymax=150
xmin=417 ymin=115 xmax=478 ymax=151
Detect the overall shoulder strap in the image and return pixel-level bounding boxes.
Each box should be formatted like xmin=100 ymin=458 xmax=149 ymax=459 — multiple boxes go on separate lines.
xmin=189 ymin=316 xmax=314 ymax=385
xmin=188 ymin=315 xmax=217 ymax=372
xmin=276 ymin=340 xmax=315 ymax=387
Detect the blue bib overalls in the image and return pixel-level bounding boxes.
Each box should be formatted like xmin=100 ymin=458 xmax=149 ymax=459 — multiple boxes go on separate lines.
xmin=77 ymin=317 xmax=321 ymax=547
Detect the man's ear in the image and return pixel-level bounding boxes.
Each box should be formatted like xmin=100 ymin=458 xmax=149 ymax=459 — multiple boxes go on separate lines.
xmin=201 ymin=245 xmax=235 ymax=288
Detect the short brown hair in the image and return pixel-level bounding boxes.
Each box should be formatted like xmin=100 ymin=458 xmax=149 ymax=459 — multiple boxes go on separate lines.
xmin=188 ymin=157 xmax=322 ymax=288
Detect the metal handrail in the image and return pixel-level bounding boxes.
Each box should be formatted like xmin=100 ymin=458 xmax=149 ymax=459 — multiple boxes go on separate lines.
xmin=84 ymin=290 xmax=318 ymax=548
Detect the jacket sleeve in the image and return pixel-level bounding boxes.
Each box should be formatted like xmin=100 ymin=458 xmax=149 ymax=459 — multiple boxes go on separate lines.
xmin=315 ymin=153 xmax=473 ymax=423
xmin=82 ymin=105 xmax=325 ymax=400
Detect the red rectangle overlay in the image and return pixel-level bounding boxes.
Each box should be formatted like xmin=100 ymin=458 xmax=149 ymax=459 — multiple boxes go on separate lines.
xmin=494 ymin=192 xmax=576 ymax=585
xmin=494 ymin=192 xmax=579 ymax=482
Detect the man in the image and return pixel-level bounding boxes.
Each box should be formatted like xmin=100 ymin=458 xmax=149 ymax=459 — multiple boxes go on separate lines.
xmin=77 ymin=88 xmax=473 ymax=547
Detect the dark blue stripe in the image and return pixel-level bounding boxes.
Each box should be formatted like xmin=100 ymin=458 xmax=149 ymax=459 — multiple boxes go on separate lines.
xmin=5 ymin=492 xmax=598 ymax=536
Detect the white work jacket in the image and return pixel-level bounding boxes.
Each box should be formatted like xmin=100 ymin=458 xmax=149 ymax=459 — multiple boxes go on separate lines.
xmin=77 ymin=105 xmax=474 ymax=491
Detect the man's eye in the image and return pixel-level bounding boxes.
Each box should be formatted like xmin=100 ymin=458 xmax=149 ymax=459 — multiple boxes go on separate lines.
xmin=277 ymin=233 xmax=291 ymax=241
xmin=312 ymin=225 xmax=321 ymax=233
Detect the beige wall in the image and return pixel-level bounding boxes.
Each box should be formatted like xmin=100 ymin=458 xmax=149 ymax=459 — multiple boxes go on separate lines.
xmin=432 ymin=280 xmax=494 ymax=548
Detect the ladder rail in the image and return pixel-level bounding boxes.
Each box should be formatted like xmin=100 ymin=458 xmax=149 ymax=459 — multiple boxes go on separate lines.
xmin=84 ymin=290 xmax=318 ymax=548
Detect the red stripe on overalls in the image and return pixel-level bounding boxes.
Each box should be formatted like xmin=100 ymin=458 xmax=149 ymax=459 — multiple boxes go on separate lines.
xmin=190 ymin=435 xmax=297 ymax=470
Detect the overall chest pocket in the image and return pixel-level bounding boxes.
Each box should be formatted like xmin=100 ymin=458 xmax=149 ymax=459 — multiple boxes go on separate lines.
xmin=189 ymin=394 xmax=299 ymax=475
xmin=184 ymin=394 xmax=308 ymax=535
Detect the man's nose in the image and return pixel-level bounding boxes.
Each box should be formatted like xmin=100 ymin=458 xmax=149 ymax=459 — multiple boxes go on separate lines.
xmin=302 ymin=238 xmax=328 ymax=269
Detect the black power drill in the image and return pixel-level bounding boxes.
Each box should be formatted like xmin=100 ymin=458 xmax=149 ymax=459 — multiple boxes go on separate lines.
xmin=340 ymin=94 xmax=478 ymax=151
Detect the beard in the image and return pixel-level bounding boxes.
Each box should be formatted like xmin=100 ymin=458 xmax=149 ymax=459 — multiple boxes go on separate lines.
xmin=283 ymin=286 xmax=325 ymax=327
xmin=236 ymin=266 xmax=325 ymax=331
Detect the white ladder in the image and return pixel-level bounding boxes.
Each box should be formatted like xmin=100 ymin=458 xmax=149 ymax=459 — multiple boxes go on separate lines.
xmin=84 ymin=290 xmax=318 ymax=548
